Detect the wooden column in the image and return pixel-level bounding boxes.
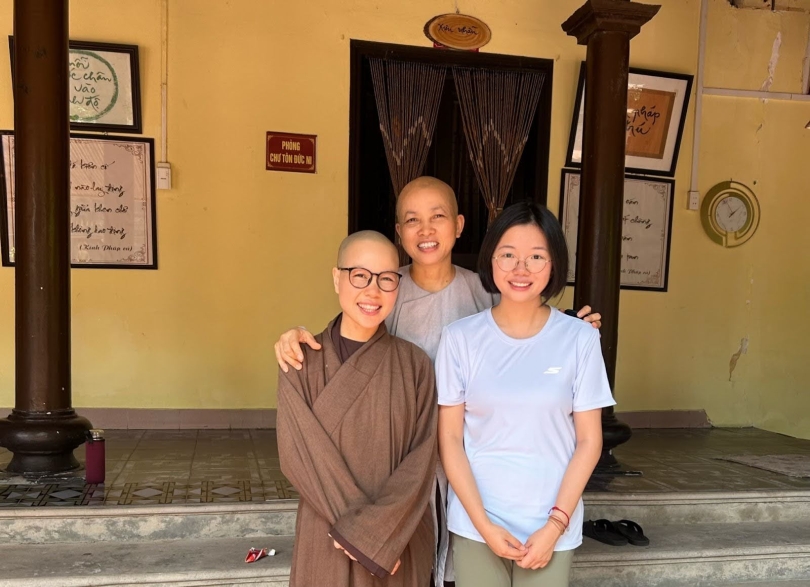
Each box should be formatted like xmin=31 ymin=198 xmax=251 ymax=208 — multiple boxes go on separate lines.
xmin=562 ymin=0 xmax=659 ymax=469
xmin=0 ymin=0 xmax=91 ymax=474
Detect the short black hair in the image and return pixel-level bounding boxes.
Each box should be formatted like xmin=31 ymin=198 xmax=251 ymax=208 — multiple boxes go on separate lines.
xmin=477 ymin=201 xmax=569 ymax=301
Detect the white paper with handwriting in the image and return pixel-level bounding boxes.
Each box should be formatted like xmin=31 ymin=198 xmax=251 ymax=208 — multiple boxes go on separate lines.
xmin=560 ymin=170 xmax=672 ymax=291
xmin=2 ymin=134 xmax=155 ymax=268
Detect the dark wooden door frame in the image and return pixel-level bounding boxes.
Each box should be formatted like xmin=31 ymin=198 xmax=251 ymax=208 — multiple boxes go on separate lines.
xmin=348 ymin=40 xmax=554 ymax=234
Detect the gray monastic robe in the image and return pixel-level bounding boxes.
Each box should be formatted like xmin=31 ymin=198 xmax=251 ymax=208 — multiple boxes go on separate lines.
xmin=278 ymin=316 xmax=437 ymax=587
xmin=385 ymin=264 xmax=495 ymax=583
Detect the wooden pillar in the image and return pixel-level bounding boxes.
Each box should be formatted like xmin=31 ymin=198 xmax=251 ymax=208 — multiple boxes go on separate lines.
xmin=562 ymin=0 xmax=659 ymax=469
xmin=0 ymin=0 xmax=91 ymax=474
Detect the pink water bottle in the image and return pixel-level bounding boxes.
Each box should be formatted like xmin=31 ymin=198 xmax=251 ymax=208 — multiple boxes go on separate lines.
xmin=85 ymin=429 xmax=106 ymax=484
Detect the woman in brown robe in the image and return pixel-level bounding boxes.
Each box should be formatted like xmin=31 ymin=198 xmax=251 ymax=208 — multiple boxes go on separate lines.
xmin=278 ymin=231 xmax=438 ymax=587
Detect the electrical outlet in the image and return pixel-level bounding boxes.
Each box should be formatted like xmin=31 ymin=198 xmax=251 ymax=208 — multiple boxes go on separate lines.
xmin=157 ymin=162 xmax=172 ymax=190
xmin=688 ymin=190 xmax=700 ymax=211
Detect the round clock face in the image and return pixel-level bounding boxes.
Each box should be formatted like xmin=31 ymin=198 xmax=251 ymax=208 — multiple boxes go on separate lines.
xmin=714 ymin=195 xmax=748 ymax=233
xmin=700 ymin=181 xmax=760 ymax=248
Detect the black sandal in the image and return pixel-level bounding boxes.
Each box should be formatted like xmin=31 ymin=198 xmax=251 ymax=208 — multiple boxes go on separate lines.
xmin=582 ymin=519 xmax=628 ymax=546
xmin=613 ymin=519 xmax=650 ymax=546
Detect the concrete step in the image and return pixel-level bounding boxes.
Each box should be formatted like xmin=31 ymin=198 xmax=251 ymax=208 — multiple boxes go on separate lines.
xmin=0 ymin=502 xmax=298 ymax=545
xmin=5 ymin=487 xmax=807 ymax=546
xmin=2 ymin=489 xmax=809 ymax=586
xmin=715 ymin=582 xmax=810 ymax=586
xmin=0 ymin=536 xmax=295 ymax=587
xmin=572 ymin=521 xmax=810 ymax=587
xmin=2 ymin=521 xmax=808 ymax=587
xmin=584 ymin=489 xmax=810 ymax=527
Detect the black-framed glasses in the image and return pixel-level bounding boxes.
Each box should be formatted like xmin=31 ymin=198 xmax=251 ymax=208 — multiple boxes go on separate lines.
xmin=338 ymin=267 xmax=402 ymax=292
xmin=492 ymin=253 xmax=550 ymax=274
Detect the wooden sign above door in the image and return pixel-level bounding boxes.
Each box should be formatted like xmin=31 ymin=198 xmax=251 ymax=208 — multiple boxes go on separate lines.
xmin=424 ymin=14 xmax=492 ymax=51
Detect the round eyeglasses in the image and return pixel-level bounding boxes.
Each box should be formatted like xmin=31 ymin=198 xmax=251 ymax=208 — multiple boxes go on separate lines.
xmin=492 ymin=253 xmax=550 ymax=274
xmin=338 ymin=267 xmax=402 ymax=292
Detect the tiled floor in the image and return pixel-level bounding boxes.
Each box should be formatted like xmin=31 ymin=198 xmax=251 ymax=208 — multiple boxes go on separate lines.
xmin=587 ymin=427 xmax=810 ymax=493
xmin=0 ymin=427 xmax=808 ymax=507
xmin=0 ymin=429 xmax=298 ymax=507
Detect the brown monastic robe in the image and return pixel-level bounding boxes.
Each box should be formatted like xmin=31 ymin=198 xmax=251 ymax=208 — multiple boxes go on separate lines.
xmin=278 ymin=315 xmax=438 ymax=587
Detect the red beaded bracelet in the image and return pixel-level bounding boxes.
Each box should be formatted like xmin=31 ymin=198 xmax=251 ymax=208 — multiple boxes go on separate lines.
xmin=549 ymin=506 xmax=570 ymax=528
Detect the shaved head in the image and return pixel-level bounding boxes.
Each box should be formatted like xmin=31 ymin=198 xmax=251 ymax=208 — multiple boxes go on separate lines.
xmin=337 ymin=230 xmax=398 ymax=267
xmin=396 ymin=176 xmax=458 ymax=222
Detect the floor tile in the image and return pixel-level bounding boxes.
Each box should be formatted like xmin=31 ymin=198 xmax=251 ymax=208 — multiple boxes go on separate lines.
xmin=141 ymin=430 xmax=199 ymax=441
xmin=128 ymin=449 xmax=196 ymax=460
xmin=137 ymin=436 xmax=198 ymax=445
xmin=2 ymin=427 xmax=808 ymax=508
xmin=197 ymin=430 xmax=252 ymax=440
xmin=103 ymin=429 xmax=145 ymax=439
xmin=121 ymin=461 xmax=191 ymax=473
xmin=114 ymin=473 xmax=190 ymax=484
xmin=92 ymin=440 xmax=141 ymax=450
xmin=187 ymin=472 xmax=256 ymax=481
xmin=191 ymin=457 xmax=255 ymax=469
xmin=259 ymin=468 xmax=288 ymax=481
xmin=257 ymin=458 xmax=281 ymax=468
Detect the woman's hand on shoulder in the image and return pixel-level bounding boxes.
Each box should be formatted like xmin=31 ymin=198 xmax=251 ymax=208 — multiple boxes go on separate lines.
xmin=577 ymin=305 xmax=602 ymax=330
xmin=515 ymin=523 xmax=561 ymax=570
xmin=274 ymin=327 xmax=321 ymax=373
xmin=480 ymin=522 xmax=527 ymax=561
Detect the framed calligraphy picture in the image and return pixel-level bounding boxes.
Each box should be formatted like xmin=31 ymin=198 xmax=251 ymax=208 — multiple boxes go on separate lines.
xmin=9 ymin=38 xmax=142 ymax=134
xmin=0 ymin=132 xmax=157 ymax=269
xmin=559 ymin=168 xmax=674 ymax=292
xmin=565 ymin=63 xmax=692 ymax=177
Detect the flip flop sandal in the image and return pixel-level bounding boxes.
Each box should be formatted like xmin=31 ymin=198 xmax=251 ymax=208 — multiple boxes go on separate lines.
xmin=582 ymin=519 xmax=628 ymax=546
xmin=614 ymin=519 xmax=650 ymax=546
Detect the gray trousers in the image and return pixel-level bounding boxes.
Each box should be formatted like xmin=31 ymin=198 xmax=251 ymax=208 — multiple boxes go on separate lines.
xmin=452 ymin=533 xmax=573 ymax=587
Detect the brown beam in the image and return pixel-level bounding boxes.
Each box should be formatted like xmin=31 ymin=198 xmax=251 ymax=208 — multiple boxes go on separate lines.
xmin=562 ymin=0 xmax=659 ymax=469
xmin=0 ymin=0 xmax=91 ymax=474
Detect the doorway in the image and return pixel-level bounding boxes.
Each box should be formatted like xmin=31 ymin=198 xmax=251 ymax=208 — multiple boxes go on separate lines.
xmin=348 ymin=40 xmax=554 ymax=269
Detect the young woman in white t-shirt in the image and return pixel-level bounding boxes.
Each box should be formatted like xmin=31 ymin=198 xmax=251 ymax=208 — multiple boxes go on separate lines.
xmin=436 ymin=201 xmax=615 ymax=587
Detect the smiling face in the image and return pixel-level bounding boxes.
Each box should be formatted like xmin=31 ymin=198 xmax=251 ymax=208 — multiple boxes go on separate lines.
xmin=395 ymin=181 xmax=464 ymax=269
xmin=491 ymin=223 xmax=552 ymax=305
xmin=332 ymin=237 xmax=400 ymax=341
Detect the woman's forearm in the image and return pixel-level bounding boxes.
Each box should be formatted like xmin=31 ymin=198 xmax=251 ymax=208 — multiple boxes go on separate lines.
xmin=439 ymin=436 xmax=492 ymax=534
xmin=551 ymin=436 xmax=602 ymax=521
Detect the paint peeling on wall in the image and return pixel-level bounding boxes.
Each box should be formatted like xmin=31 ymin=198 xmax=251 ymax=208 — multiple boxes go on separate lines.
xmin=761 ymin=31 xmax=783 ymax=90
xmin=729 ymin=337 xmax=750 ymax=380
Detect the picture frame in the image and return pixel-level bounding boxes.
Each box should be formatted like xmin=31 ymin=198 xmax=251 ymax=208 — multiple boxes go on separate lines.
xmin=559 ymin=168 xmax=674 ymax=292
xmin=1 ymin=132 xmax=157 ymax=269
xmin=8 ymin=37 xmax=142 ymax=134
xmin=565 ymin=62 xmax=693 ymax=177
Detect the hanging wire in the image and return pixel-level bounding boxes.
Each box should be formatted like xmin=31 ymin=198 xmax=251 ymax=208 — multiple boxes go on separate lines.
xmin=452 ymin=67 xmax=545 ymax=225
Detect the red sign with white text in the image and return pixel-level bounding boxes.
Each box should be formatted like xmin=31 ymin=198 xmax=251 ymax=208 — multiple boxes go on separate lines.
xmin=266 ymin=132 xmax=316 ymax=174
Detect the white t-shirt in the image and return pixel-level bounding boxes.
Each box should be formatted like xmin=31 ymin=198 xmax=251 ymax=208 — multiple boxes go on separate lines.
xmin=435 ymin=307 xmax=615 ymax=551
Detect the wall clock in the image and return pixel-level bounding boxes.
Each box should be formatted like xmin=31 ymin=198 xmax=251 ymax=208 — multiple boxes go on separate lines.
xmin=700 ymin=181 xmax=760 ymax=247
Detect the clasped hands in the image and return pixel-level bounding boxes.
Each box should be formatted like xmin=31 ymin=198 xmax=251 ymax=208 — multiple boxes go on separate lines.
xmin=330 ymin=537 xmax=401 ymax=576
xmin=480 ymin=521 xmax=562 ymax=570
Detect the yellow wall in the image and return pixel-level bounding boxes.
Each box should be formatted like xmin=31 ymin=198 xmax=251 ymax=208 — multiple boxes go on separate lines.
xmin=0 ymin=0 xmax=807 ymax=438
xmin=610 ymin=0 xmax=810 ymax=438
xmin=697 ymin=1 xmax=810 ymax=437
